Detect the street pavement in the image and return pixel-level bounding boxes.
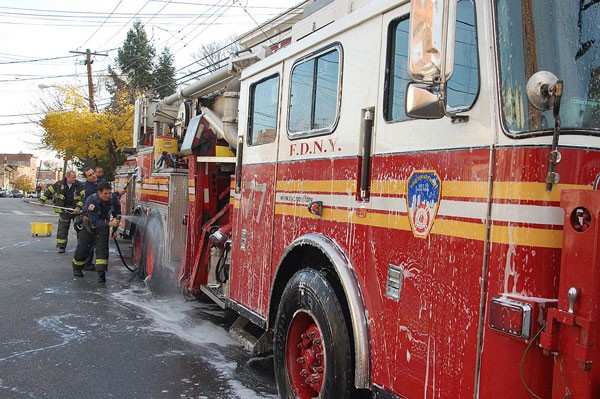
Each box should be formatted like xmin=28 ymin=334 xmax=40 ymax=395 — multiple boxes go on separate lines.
xmin=0 ymin=199 xmax=277 ymax=399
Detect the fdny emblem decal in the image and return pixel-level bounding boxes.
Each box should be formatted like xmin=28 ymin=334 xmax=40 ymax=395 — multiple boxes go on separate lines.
xmin=406 ymin=170 xmax=441 ymax=238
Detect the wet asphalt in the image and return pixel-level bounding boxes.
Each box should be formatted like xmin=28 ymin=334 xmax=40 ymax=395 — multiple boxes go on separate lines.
xmin=0 ymin=199 xmax=277 ymax=399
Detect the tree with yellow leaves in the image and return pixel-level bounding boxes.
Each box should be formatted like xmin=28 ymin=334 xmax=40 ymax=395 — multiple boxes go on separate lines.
xmin=12 ymin=175 xmax=34 ymax=193
xmin=39 ymin=86 xmax=133 ymax=178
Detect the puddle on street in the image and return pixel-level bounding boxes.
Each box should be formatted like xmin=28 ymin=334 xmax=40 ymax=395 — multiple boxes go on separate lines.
xmin=111 ymin=286 xmax=277 ymax=399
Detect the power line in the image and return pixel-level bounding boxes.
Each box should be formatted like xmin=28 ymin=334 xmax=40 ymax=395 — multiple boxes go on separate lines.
xmin=69 ymin=50 xmax=109 ymax=112
xmin=79 ymin=0 xmax=124 ymax=48
xmin=165 ymin=0 xmax=229 ymax=51
xmin=0 ymin=4 xmax=290 ymax=14
xmin=103 ymin=0 xmax=152 ymax=47
xmin=0 ymin=121 xmax=39 ymax=126
xmin=0 ymin=112 xmax=45 ymax=117
xmin=150 ymin=0 xmax=290 ymax=9
xmin=92 ymin=0 xmax=304 ymax=79
xmin=0 ymin=54 xmax=79 ymax=65
xmin=0 ymin=11 xmax=281 ymax=21
xmin=172 ymin=0 xmax=306 ymax=73
xmin=145 ymin=0 xmax=172 ymax=25
xmin=171 ymin=0 xmax=234 ymax=53
xmin=0 ymin=73 xmax=120 ymax=83
xmin=158 ymin=1 xmax=227 ymax=48
xmin=234 ymin=0 xmax=273 ymax=45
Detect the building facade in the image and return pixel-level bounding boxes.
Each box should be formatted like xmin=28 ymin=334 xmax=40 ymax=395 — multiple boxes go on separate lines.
xmin=0 ymin=153 xmax=39 ymax=190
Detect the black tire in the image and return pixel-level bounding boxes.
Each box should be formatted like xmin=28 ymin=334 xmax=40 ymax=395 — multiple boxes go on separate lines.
xmin=273 ymin=268 xmax=353 ymax=399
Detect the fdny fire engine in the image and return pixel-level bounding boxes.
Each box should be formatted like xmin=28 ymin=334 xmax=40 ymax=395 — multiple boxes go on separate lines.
xmin=116 ymin=0 xmax=600 ymax=397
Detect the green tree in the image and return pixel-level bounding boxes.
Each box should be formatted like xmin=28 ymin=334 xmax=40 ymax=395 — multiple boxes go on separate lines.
xmin=106 ymin=64 xmax=132 ymax=110
xmin=154 ymin=48 xmax=177 ymax=98
xmin=116 ymin=21 xmax=156 ymax=93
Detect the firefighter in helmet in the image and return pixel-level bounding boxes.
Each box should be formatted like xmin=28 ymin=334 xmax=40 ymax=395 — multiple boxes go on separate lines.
xmin=40 ymin=170 xmax=85 ymax=253
xmin=71 ymin=182 xmax=121 ymax=283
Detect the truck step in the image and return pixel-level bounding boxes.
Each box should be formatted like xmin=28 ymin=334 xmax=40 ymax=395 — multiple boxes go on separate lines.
xmin=229 ymin=316 xmax=272 ymax=356
xmin=199 ymin=284 xmax=226 ymax=309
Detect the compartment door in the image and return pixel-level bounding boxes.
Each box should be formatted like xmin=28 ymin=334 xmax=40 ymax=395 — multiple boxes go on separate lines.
xmin=230 ymin=65 xmax=283 ymax=317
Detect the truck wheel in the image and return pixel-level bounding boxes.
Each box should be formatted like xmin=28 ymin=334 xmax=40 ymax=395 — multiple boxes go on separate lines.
xmin=143 ymin=239 xmax=157 ymax=279
xmin=274 ymin=268 xmax=353 ymax=399
xmin=142 ymin=217 xmax=177 ymax=294
xmin=132 ymin=224 xmax=144 ymax=272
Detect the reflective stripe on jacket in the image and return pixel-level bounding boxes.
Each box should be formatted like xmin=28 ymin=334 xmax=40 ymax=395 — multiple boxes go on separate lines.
xmin=41 ymin=179 xmax=85 ymax=212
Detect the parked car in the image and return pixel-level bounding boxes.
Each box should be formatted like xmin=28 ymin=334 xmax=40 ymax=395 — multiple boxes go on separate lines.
xmin=11 ymin=190 xmax=23 ymax=198
xmin=26 ymin=192 xmax=39 ymax=198
xmin=0 ymin=189 xmax=7 ymax=198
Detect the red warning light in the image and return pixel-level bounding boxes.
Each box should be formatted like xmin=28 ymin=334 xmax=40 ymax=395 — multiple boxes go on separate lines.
xmin=488 ymin=297 xmax=532 ymax=340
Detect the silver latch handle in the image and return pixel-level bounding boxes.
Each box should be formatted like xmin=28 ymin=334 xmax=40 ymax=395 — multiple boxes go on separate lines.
xmin=567 ymin=287 xmax=579 ymax=314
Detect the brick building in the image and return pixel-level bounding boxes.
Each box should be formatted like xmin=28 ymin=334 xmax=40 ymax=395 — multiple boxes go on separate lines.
xmin=0 ymin=153 xmax=38 ymax=190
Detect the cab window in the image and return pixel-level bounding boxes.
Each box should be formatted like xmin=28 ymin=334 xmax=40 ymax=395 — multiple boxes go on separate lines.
xmin=288 ymin=47 xmax=341 ymax=136
xmin=248 ymin=74 xmax=280 ymax=146
xmin=385 ymin=0 xmax=480 ymax=122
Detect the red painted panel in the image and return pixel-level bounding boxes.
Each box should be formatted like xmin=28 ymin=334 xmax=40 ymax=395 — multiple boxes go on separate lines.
xmin=227 ymin=144 xmax=599 ymax=398
xmin=270 ymin=149 xmax=489 ymax=398
xmin=230 ymin=162 xmax=277 ymax=316
xmin=479 ymin=146 xmax=600 ymax=399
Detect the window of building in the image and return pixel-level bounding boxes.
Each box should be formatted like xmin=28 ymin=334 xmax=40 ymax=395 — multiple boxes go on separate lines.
xmin=288 ymin=47 xmax=341 ymax=136
xmin=385 ymin=0 xmax=480 ymax=122
xmin=248 ymin=74 xmax=280 ymax=145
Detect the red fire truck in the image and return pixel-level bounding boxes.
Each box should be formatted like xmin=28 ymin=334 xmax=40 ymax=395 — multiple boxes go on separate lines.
xmin=116 ymin=0 xmax=600 ymax=397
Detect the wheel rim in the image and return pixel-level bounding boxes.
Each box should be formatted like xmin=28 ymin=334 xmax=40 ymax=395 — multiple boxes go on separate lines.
xmin=145 ymin=241 xmax=154 ymax=278
xmin=286 ymin=311 xmax=326 ymax=399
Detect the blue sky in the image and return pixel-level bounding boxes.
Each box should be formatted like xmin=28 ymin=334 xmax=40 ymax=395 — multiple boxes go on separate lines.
xmin=0 ymin=0 xmax=298 ymax=161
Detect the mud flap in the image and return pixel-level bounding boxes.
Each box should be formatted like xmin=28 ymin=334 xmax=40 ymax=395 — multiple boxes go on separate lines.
xmin=229 ymin=315 xmax=272 ymax=356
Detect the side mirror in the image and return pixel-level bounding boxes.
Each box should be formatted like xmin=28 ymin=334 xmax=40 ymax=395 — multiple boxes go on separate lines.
xmin=526 ymin=71 xmax=560 ymax=111
xmin=405 ymin=83 xmax=445 ymax=120
xmin=408 ymin=0 xmax=456 ymax=83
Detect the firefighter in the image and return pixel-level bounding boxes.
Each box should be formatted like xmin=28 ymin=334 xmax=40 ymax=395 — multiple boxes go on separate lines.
xmin=81 ymin=167 xmax=124 ymax=270
xmin=95 ymin=166 xmax=106 ymax=184
xmin=77 ymin=168 xmax=99 ymax=270
xmin=40 ymin=170 xmax=85 ymax=253
xmin=83 ymin=167 xmax=98 ymax=199
xmin=72 ymin=182 xmax=120 ymax=283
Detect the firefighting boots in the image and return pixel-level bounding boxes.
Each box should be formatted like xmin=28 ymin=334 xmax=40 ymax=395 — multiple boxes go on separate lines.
xmin=97 ymin=271 xmax=106 ymax=284
xmin=72 ymin=265 xmax=84 ymax=278
xmin=57 ymin=247 xmax=66 ymax=254
xmin=83 ymin=258 xmax=95 ymax=271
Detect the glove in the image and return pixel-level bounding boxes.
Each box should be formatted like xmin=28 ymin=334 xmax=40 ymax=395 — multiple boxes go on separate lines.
xmin=73 ymin=207 xmax=81 ymax=215
xmin=73 ymin=215 xmax=83 ymax=232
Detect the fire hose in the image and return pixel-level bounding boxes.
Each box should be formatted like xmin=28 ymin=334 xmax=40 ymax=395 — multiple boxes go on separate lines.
xmin=112 ymin=235 xmax=137 ymax=273
xmin=26 ymin=200 xmax=138 ymax=273
xmin=24 ymin=200 xmax=79 ymax=214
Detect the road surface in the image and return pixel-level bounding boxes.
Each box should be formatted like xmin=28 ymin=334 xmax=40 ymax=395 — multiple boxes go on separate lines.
xmin=0 ymin=198 xmax=277 ymax=399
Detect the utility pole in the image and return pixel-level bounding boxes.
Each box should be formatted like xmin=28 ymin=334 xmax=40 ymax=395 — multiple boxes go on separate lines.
xmin=69 ymin=49 xmax=108 ymax=112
